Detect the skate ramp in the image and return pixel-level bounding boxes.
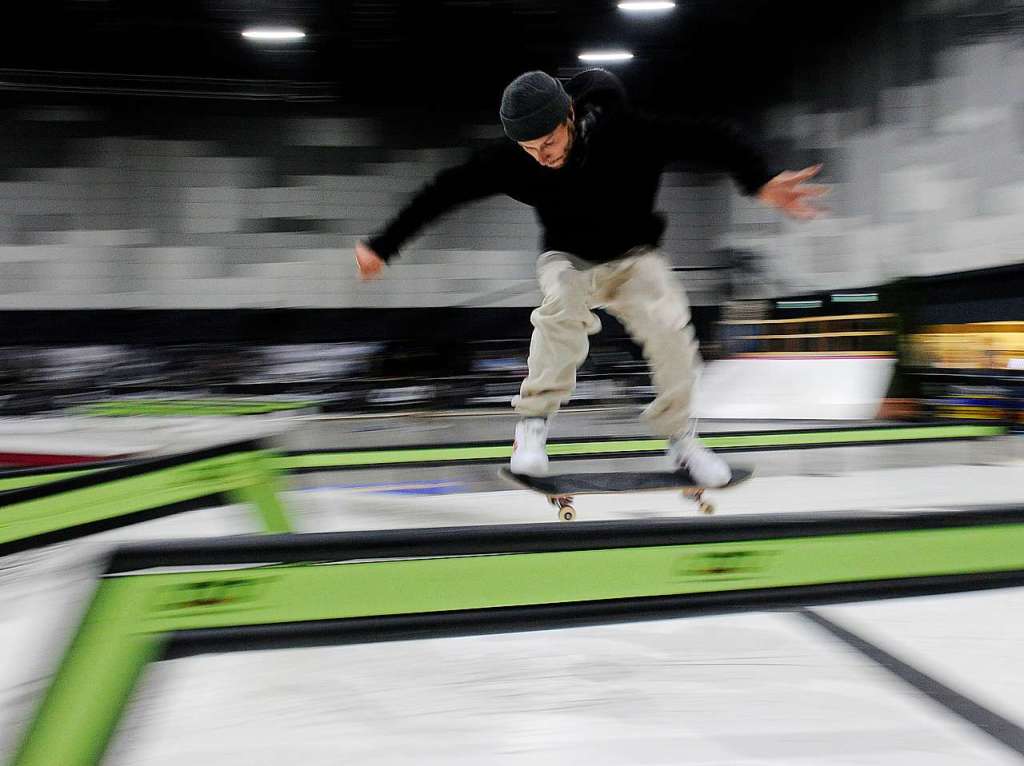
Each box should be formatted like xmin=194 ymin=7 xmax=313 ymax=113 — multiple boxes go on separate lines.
xmin=694 ymin=357 xmax=896 ymax=420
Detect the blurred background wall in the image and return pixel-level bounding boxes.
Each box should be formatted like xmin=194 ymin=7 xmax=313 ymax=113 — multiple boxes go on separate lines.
xmin=0 ymin=105 xmax=731 ymax=309
xmin=0 ymin=0 xmax=1017 ymax=312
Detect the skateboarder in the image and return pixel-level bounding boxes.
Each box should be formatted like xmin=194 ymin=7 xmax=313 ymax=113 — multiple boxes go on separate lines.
xmin=355 ymin=69 xmax=826 ymax=484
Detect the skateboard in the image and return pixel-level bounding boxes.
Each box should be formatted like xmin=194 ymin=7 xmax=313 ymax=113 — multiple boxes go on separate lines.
xmin=499 ymin=466 xmax=753 ymax=521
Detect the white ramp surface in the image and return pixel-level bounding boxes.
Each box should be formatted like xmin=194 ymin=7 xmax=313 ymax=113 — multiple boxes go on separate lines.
xmin=105 ymin=613 xmax=1023 ymax=766
xmin=694 ymin=358 xmax=896 ymax=420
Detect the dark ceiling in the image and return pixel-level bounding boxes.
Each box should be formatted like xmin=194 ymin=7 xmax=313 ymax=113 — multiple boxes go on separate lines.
xmin=1 ymin=1 xmax=899 ymax=111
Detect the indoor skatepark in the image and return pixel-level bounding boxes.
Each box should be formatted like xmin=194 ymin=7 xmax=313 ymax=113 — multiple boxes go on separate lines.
xmin=3 ymin=0 xmax=1024 ymax=763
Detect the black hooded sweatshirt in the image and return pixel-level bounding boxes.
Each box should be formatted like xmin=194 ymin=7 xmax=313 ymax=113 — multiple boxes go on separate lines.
xmin=367 ymin=69 xmax=778 ymax=266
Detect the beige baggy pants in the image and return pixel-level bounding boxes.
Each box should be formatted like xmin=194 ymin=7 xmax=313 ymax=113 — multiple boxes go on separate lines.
xmin=512 ymin=248 xmax=702 ymax=438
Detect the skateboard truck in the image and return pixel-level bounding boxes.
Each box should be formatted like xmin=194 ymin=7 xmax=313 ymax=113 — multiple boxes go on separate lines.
xmin=682 ymin=487 xmax=714 ymax=515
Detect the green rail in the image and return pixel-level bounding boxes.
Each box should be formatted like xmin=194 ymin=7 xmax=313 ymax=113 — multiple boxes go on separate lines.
xmin=81 ymin=399 xmax=320 ymax=417
xmin=0 ymin=447 xmax=292 ymax=551
xmin=11 ymin=512 xmax=1024 ymax=766
xmin=276 ymin=424 xmax=1006 ymax=470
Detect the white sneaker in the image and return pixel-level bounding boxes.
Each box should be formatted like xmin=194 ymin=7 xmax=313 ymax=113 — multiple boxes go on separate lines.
xmin=511 ymin=417 xmax=549 ymax=476
xmin=667 ymin=423 xmax=731 ymax=487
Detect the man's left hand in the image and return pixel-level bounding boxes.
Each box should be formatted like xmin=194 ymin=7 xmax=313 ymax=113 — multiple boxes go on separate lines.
xmin=757 ymin=164 xmax=829 ymax=220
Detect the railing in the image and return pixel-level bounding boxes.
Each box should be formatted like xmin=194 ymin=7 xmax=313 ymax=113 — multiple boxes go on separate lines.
xmin=717 ymin=313 xmax=899 ymax=357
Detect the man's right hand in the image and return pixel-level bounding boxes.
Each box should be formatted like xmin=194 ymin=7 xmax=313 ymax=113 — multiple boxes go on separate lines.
xmin=355 ymin=241 xmax=385 ymax=281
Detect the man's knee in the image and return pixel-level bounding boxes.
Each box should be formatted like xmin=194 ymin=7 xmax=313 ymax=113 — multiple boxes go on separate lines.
xmin=535 ymin=290 xmax=597 ymax=324
xmin=647 ymin=292 xmax=692 ymax=331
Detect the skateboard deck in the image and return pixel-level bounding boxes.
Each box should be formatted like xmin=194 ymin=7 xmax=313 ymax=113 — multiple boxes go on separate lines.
xmin=500 ymin=466 xmax=752 ymax=521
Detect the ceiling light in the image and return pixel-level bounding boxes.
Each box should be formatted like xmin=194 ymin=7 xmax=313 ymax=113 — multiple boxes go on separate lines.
xmin=618 ymin=1 xmax=676 ymax=11
xmin=578 ymin=51 xmax=634 ymax=63
xmin=241 ymin=27 xmax=306 ymax=42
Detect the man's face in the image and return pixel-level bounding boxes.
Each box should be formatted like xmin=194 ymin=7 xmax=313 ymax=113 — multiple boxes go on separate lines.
xmin=518 ymin=117 xmax=574 ymax=169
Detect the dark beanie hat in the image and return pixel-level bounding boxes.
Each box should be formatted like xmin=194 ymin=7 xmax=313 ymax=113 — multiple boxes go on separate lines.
xmin=500 ymin=71 xmax=571 ymax=141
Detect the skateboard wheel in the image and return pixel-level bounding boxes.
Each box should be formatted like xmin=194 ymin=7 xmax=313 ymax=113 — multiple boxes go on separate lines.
xmin=548 ymin=496 xmax=575 ymax=521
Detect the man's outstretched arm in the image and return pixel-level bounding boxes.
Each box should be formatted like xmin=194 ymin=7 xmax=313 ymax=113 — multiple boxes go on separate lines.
xmin=646 ymin=113 xmax=828 ymax=220
xmin=354 ymin=147 xmax=505 ymax=280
